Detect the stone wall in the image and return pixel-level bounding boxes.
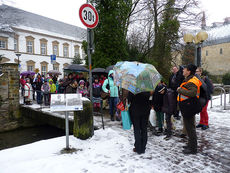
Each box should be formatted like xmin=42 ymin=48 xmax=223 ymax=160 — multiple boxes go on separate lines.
xmin=202 ymin=42 xmax=230 ymax=75
xmin=0 ymin=63 xmax=21 ymax=132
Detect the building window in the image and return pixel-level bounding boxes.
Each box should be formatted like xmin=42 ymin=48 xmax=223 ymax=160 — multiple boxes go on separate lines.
xmin=0 ymin=40 xmax=6 ymax=49
xmin=40 ymin=61 xmax=48 ymax=77
xmin=63 ymin=46 xmax=68 ymax=57
xmin=0 ymin=37 xmax=7 ymax=49
xmin=206 ymin=50 xmax=208 ymax=56
xmin=53 ymin=45 xmax=58 ymax=55
xmin=27 ymin=65 xmax=33 ymax=71
xmin=41 ymin=65 xmax=47 ymax=76
xmin=53 ymin=62 xmax=59 ymax=71
xmin=26 ymin=60 xmax=35 ymax=72
xmin=74 ymin=45 xmax=79 ymax=57
xmin=53 ymin=66 xmax=58 ymax=71
xmin=14 ymin=37 xmax=19 ymax=51
xmin=41 ymin=43 xmax=46 ymax=55
xmin=52 ymin=41 xmax=59 ymax=56
xmin=26 ymin=36 xmax=34 ymax=54
xmin=40 ymin=38 xmax=47 ymax=55
xmin=27 ymin=41 xmax=33 ymax=53
xmin=63 ymin=43 xmax=69 ymax=57
xmin=220 ymin=48 xmax=223 ymax=54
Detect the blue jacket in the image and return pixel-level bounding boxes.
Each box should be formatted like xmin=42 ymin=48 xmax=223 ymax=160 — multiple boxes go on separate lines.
xmin=102 ymin=70 xmax=119 ymax=97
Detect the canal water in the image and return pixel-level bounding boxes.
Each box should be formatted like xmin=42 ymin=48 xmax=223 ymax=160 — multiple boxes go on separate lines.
xmin=0 ymin=125 xmax=66 ymax=150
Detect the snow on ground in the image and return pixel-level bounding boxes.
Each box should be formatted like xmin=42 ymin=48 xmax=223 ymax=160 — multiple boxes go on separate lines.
xmin=1 ymin=96 xmax=230 ymax=173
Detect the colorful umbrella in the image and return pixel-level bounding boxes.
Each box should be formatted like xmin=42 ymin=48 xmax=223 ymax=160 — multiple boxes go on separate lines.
xmin=20 ymin=71 xmax=35 ymax=76
xmin=114 ymin=61 xmax=161 ymax=94
xmin=47 ymin=70 xmax=62 ymax=75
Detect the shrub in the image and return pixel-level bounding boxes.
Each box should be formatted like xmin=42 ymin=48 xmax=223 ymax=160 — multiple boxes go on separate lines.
xmin=222 ymin=72 xmax=230 ymax=85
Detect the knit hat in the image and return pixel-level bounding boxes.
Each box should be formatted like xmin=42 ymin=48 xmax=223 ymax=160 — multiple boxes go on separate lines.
xmin=158 ymin=85 xmax=166 ymax=93
xmin=185 ymin=64 xmax=197 ymax=75
xmin=79 ymin=80 xmax=85 ymax=85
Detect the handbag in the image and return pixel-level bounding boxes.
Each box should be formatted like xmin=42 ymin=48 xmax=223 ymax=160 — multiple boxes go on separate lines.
xmin=149 ymin=108 xmax=157 ymax=127
xmin=117 ymin=101 xmax=125 ymax=111
xmin=121 ymin=110 xmax=132 ymax=130
xmin=121 ymin=99 xmax=132 ymax=130
xmin=179 ymin=96 xmax=202 ymax=117
xmin=101 ymin=79 xmax=110 ymax=100
xmin=101 ymin=91 xmax=110 ymax=100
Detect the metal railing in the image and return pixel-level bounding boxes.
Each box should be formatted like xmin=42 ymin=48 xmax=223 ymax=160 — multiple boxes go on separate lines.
xmin=210 ymin=85 xmax=230 ymax=110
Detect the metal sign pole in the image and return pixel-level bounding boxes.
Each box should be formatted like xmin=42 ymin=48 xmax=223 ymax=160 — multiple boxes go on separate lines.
xmin=65 ymin=111 xmax=69 ymax=149
xmin=87 ymin=28 xmax=93 ymax=102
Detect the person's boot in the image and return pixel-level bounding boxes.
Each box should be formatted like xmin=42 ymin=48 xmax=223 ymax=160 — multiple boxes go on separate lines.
xmin=182 ymin=148 xmax=197 ymax=154
xmin=111 ymin=115 xmax=114 ymax=121
xmin=196 ymin=124 xmax=203 ymax=128
xmin=182 ymin=145 xmax=189 ymax=149
xmin=157 ymin=128 xmax=163 ymax=134
xmin=202 ymin=125 xmax=209 ymax=130
xmin=164 ymin=134 xmax=172 ymax=141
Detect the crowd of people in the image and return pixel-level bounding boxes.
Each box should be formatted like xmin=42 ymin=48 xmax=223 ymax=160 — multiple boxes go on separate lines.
xmin=19 ymin=64 xmax=214 ymax=155
xmin=126 ymin=64 xmax=214 ymax=155
xmin=19 ymin=72 xmax=107 ymax=107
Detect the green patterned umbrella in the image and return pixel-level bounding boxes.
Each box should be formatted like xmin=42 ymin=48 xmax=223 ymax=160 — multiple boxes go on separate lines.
xmin=114 ymin=61 xmax=161 ymax=94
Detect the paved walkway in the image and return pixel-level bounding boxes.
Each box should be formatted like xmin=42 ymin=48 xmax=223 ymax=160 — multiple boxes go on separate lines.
xmin=94 ymin=107 xmax=230 ymax=173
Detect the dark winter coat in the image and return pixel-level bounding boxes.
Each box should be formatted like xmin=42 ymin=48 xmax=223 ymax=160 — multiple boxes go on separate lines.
xmin=152 ymin=84 xmax=166 ymax=112
xmin=162 ymin=88 xmax=177 ymax=115
xmin=168 ymin=66 xmax=184 ymax=91
xmin=202 ymin=76 xmax=213 ymax=100
xmin=58 ymin=84 xmax=65 ymax=93
xmin=35 ymin=78 xmax=43 ymax=91
xmin=62 ymin=78 xmax=73 ymax=93
xmin=128 ymin=92 xmax=151 ymax=117
xmin=92 ymin=82 xmax=102 ymax=97
xmin=65 ymin=84 xmax=78 ymax=93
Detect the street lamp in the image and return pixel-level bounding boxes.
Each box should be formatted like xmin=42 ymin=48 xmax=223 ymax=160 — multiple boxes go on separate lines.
xmin=183 ymin=31 xmax=208 ymax=67
xmin=15 ymin=53 xmax=21 ymax=69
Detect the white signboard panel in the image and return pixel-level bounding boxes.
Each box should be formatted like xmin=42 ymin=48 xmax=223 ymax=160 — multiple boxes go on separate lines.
xmin=50 ymin=94 xmax=83 ymax=112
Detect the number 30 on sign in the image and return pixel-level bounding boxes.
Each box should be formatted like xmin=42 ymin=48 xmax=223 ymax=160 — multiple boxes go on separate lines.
xmin=79 ymin=4 xmax=99 ymax=29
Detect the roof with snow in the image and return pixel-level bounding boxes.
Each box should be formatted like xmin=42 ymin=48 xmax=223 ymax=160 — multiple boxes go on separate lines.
xmin=203 ymin=24 xmax=230 ymax=46
xmin=206 ymin=24 xmax=230 ymax=40
xmin=0 ymin=5 xmax=86 ymax=40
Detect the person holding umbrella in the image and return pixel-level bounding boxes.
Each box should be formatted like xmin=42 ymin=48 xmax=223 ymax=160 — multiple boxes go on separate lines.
xmin=128 ymin=91 xmax=153 ymax=154
xmin=113 ymin=61 xmax=162 ymax=154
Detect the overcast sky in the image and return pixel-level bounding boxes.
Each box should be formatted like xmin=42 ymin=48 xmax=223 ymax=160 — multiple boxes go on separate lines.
xmin=1 ymin=0 xmax=230 ymax=28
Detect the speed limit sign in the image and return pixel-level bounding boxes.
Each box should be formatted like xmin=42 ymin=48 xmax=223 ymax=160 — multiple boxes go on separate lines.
xmin=79 ymin=4 xmax=99 ymax=29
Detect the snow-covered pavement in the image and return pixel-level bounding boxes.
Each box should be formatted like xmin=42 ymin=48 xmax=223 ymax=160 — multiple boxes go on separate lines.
xmin=0 ymin=96 xmax=229 ymax=173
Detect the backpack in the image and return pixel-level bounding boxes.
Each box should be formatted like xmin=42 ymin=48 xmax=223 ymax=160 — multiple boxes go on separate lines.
xmin=197 ymin=75 xmax=209 ymax=109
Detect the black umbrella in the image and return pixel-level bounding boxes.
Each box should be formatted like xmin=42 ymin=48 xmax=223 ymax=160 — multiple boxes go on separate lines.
xmin=92 ymin=68 xmax=105 ymax=73
xmin=105 ymin=65 xmax=114 ymax=73
xmin=64 ymin=64 xmax=89 ymax=72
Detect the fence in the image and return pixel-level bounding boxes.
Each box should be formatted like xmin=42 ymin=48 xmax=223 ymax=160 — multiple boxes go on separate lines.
xmin=210 ymin=84 xmax=230 ymax=110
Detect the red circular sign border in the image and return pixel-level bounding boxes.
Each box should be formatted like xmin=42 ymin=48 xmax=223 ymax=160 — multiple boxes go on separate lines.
xmin=79 ymin=4 xmax=99 ymax=29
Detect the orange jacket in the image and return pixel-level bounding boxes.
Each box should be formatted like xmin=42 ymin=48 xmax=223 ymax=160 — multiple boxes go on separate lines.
xmin=177 ymin=76 xmax=202 ymax=102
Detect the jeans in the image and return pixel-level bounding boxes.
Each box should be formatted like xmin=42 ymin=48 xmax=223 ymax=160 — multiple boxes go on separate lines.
xmin=109 ymin=97 xmax=118 ymax=117
xmin=44 ymin=93 xmax=49 ymax=105
xmin=156 ymin=111 xmax=164 ymax=129
xmin=37 ymin=90 xmax=42 ymax=104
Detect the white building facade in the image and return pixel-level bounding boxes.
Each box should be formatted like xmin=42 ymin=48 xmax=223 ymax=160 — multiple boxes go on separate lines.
xmin=0 ymin=5 xmax=86 ymax=77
